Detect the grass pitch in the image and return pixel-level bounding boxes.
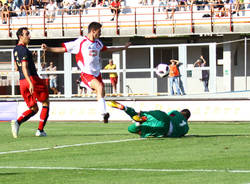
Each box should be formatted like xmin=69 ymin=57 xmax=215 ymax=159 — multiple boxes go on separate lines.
xmin=0 ymin=121 xmax=250 ymax=184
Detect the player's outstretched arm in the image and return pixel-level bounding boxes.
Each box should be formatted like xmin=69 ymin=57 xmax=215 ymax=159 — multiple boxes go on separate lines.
xmin=200 ymin=55 xmax=206 ymax=64
xmin=41 ymin=44 xmax=66 ymax=53
xmin=105 ymin=42 xmax=131 ymax=53
xmin=170 ymin=59 xmax=180 ymax=65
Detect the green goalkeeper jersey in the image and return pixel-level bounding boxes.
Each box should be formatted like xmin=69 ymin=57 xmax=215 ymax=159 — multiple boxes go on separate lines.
xmin=167 ymin=110 xmax=189 ymax=137
xmin=126 ymin=107 xmax=189 ymax=138
xmin=138 ymin=110 xmax=170 ymax=138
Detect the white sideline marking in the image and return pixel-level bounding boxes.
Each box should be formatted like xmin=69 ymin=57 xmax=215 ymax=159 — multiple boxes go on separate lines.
xmin=0 ymin=138 xmax=142 ymax=155
xmin=0 ymin=166 xmax=249 ymax=173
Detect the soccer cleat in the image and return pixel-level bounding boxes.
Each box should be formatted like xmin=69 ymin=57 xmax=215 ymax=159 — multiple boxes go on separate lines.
xmin=132 ymin=115 xmax=147 ymax=123
xmin=35 ymin=130 xmax=47 ymax=137
xmin=103 ymin=113 xmax=110 ymax=123
xmin=11 ymin=120 xmax=19 ymax=138
xmin=107 ymin=101 xmax=124 ymax=110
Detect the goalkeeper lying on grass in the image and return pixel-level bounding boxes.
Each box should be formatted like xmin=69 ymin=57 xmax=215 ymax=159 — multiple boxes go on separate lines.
xmin=107 ymin=101 xmax=191 ymax=138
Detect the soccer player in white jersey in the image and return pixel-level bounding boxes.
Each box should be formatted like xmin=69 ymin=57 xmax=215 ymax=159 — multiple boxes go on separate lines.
xmin=42 ymin=22 xmax=131 ymax=123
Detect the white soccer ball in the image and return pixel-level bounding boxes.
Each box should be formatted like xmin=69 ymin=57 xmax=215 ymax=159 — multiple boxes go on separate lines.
xmin=155 ymin=64 xmax=169 ymax=78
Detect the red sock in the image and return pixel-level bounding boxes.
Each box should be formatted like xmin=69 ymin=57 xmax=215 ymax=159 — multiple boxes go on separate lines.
xmin=38 ymin=106 xmax=49 ymax=131
xmin=17 ymin=109 xmax=36 ymax=125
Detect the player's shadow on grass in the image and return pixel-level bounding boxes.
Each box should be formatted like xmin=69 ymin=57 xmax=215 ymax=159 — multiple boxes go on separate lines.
xmin=146 ymin=134 xmax=250 ymax=140
xmin=50 ymin=133 xmax=131 ymax=137
xmin=80 ymin=133 xmax=131 ymax=136
xmin=185 ymin=134 xmax=250 ymax=138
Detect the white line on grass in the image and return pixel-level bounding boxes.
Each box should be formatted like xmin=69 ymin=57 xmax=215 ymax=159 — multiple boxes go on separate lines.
xmin=0 ymin=166 xmax=249 ymax=173
xmin=0 ymin=138 xmax=143 ymax=155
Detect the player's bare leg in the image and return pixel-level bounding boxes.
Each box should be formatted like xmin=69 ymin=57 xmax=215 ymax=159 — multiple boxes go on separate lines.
xmin=90 ymin=79 xmax=109 ymax=123
xmin=11 ymin=104 xmax=38 ymax=138
xmin=36 ymin=99 xmax=49 ymax=137
xmin=107 ymin=101 xmax=147 ymax=123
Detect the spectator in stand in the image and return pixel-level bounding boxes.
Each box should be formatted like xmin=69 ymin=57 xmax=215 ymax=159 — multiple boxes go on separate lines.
xmin=211 ymin=0 xmax=225 ymax=17
xmin=78 ymin=0 xmax=107 ymax=13
xmin=46 ymin=0 xmax=57 ymax=22
xmin=31 ymin=0 xmax=43 ymax=15
xmin=23 ymin=0 xmax=32 ymax=15
xmin=6 ymin=0 xmax=17 ymax=16
xmin=96 ymin=0 xmax=106 ymax=6
xmin=224 ymin=0 xmax=231 ymax=17
xmin=55 ymin=0 xmax=63 ymax=13
xmin=78 ymin=0 xmax=86 ymax=8
xmin=235 ymin=0 xmax=241 ymax=16
xmin=167 ymin=0 xmax=178 ymax=19
xmin=89 ymin=0 xmax=103 ymax=7
xmin=56 ymin=0 xmax=63 ymax=14
xmin=1 ymin=3 xmax=9 ymax=24
xmin=178 ymin=0 xmax=188 ymax=11
xmin=56 ymin=0 xmax=62 ymax=6
xmin=138 ymin=0 xmax=147 ymax=5
xmin=42 ymin=0 xmax=49 ymax=7
xmin=104 ymin=0 xmax=111 ymax=6
xmin=193 ymin=55 xmax=209 ymax=92
xmin=104 ymin=59 xmax=118 ymax=94
xmin=71 ymin=0 xmax=81 ymax=14
xmin=62 ymin=0 xmax=72 ymax=14
xmin=168 ymin=59 xmax=182 ymax=96
xmin=157 ymin=0 xmax=166 ymax=12
xmin=47 ymin=61 xmax=59 ymax=94
xmin=109 ymin=0 xmax=121 ymax=21
xmin=89 ymin=0 xmax=96 ymax=7
xmin=78 ymin=0 xmax=87 ymax=11
xmin=139 ymin=0 xmax=154 ymax=5
xmin=13 ymin=0 xmax=25 ymax=16
xmin=203 ymin=0 xmax=210 ymax=11
xmin=193 ymin=0 xmax=203 ymax=10
xmin=78 ymin=0 xmax=92 ymax=14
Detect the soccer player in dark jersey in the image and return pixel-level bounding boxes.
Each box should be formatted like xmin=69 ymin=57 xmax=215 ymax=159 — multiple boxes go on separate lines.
xmin=11 ymin=27 xmax=50 ymax=138
xmin=108 ymin=101 xmax=191 ymax=138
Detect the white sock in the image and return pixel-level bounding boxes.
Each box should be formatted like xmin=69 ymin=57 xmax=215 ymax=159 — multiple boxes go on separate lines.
xmin=135 ymin=122 xmax=141 ymax=127
xmin=98 ymin=98 xmax=106 ymax=115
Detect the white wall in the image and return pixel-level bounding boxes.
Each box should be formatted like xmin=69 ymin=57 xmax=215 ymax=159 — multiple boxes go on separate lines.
xmin=126 ymin=78 xmax=157 ymax=94
xmin=17 ymin=99 xmax=250 ymax=122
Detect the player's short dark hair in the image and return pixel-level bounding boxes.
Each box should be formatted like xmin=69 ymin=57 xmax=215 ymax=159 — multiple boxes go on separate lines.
xmin=88 ymin=22 xmax=102 ymax=33
xmin=16 ymin=27 xmax=28 ymax=40
xmin=181 ymin=109 xmax=191 ymax=120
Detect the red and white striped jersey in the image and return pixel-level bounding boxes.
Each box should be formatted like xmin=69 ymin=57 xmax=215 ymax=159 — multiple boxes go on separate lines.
xmin=63 ymin=36 xmax=107 ymax=77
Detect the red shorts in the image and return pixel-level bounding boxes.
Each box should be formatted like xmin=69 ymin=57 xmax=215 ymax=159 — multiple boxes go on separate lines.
xmin=80 ymin=72 xmax=104 ymax=91
xmin=110 ymin=76 xmax=118 ymax=86
xmin=19 ymin=76 xmax=49 ymax=108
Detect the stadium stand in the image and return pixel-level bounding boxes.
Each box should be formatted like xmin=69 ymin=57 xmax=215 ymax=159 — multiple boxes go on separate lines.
xmin=0 ymin=0 xmax=250 ymax=38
